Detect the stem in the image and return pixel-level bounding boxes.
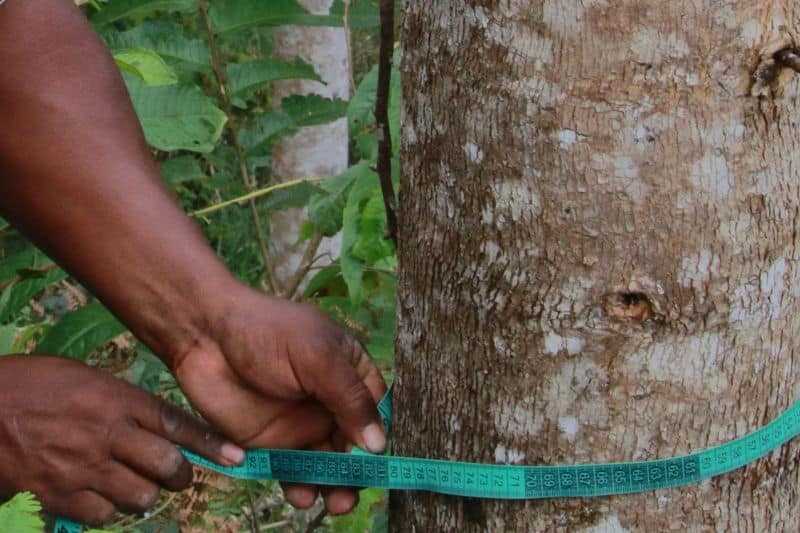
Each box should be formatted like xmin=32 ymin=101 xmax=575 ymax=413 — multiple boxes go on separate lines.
xmin=375 ymin=0 xmax=398 ymax=245
xmin=304 ymin=508 xmax=328 ymax=533
xmin=284 ymin=232 xmax=324 ymax=300
xmin=190 ymin=178 xmax=322 ymax=217
xmin=198 ymin=0 xmax=280 ymax=295
xmin=246 ymin=488 xmax=260 ymax=533
xmin=342 ymin=0 xmax=356 ymax=98
xmin=260 ymin=520 xmax=290 ymax=531
xmin=111 ymin=492 xmax=178 ymax=531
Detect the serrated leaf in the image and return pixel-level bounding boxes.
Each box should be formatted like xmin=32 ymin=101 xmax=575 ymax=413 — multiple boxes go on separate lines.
xmin=348 ymin=62 xmax=401 ymax=145
xmin=124 ymin=74 xmax=227 ymax=153
xmin=281 ymin=94 xmax=347 ymax=128
xmin=352 ymin=194 xmax=394 ymax=263
xmin=161 ymin=155 xmax=206 ymax=184
xmin=341 ymin=164 xmax=379 ymax=302
xmin=91 ymin=0 xmax=197 ymax=27
xmin=0 ymin=492 xmax=45 ymax=533
xmin=262 ymin=181 xmax=319 ymax=212
xmin=104 ymin=23 xmax=210 ymax=68
xmin=307 ymin=162 xmax=368 ymax=236
xmin=309 ymin=192 xmax=346 ymax=236
xmin=239 ymin=112 xmax=295 ymax=153
xmin=37 ymin=303 xmax=126 ymax=359
xmin=348 ymin=65 xmax=377 ymax=137
xmin=208 ymin=0 xmax=342 ymax=33
xmin=227 ymin=58 xmax=321 ymax=95
xmin=115 ymin=48 xmax=178 ymax=86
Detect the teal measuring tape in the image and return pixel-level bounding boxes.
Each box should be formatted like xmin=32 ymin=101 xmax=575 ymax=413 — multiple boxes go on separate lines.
xmin=54 ymin=386 xmax=800 ymax=532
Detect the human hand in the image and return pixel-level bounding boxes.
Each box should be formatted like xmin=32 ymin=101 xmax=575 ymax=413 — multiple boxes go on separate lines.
xmin=170 ymin=285 xmax=387 ymax=515
xmin=0 ymin=355 xmax=244 ymax=526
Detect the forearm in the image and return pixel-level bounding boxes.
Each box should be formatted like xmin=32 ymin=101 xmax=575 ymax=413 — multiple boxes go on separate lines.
xmin=0 ymin=0 xmax=237 ymax=365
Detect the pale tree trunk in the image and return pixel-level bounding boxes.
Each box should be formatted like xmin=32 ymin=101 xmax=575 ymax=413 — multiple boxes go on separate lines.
xmin=393 ymin=1 xmax=800 ymax=531
xmin=270 ymin=0 xmax=350 ymax=292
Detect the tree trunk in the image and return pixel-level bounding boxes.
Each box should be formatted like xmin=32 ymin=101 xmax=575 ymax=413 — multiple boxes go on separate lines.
xmin=270 ymin=0 xmax=349 ymax=292
xmin=393 ymin=2 xmax=800 ymax=531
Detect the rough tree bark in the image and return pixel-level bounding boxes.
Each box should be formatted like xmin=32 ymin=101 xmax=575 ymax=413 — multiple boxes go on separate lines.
xmin=393 ymin=1 xmax=800 ymax=531
xmin=270 ymin=0 xmax=350 ymax=290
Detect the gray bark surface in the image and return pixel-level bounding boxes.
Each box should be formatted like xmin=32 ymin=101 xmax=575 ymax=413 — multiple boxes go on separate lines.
xmin=393 ymin=1 xmax=800 ymax=531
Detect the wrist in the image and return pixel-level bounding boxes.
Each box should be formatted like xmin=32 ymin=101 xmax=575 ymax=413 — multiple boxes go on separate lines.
xmin=128 ymin=267 xmax=243 ymax=371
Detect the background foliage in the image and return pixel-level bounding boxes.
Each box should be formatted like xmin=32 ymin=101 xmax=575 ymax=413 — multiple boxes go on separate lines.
xmin=0 ymin=0 xmax=399 ymax=530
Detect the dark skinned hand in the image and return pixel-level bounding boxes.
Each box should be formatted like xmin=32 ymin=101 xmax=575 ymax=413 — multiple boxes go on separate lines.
xmin=173 ymin=286 xmax=387 ymax=514
xmin=0 ymin=355 xmax=244 ymax=526
xmin=0 ymin=0 xmax=387 ymax=520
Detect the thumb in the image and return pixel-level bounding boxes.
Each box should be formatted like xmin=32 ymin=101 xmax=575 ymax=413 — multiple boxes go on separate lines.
xmin=306 ymin=336 xmax=387 ymax=453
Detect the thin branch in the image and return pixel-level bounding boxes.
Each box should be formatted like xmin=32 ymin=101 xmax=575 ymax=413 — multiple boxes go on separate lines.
xmin=190 ymin=178 xmax=322 ymax=217
xmin=304 ymin=508 xmax=328 ymax=533
xmin=198 ymin=0 xmax=280 ymax=295
xmin=246 ymin=489 xmax=259 ymax=533
xmin=284 ymin=233 xmax=324 ymax=300
xmin=375 ymin=0 xmax=398 ymax=245
xmin=342 ymin=0 xmax=356 ymax=97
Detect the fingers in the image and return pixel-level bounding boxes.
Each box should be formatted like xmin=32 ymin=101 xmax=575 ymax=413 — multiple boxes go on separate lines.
xmin=130 ymin=386 xmax=244 ymax=466
xmin=93 ymin=462 xmax=160 ymax=514
xmin=305 ymin=336 xmax=387 ymax=453
xmin=237 ymin=397 xmax=335 ymax=449
xmin=48 ymin=490 xmax=116 ymax=528
xmin=316 ymin=440 xmax=359 ymax=515
xmin=111 ymin=427 xmax=193 ymax=491
xmin=282 ymin=482 xmax=317 ymax=509
xmin=176 ymin=353 xmax=336 ymax=448
xmin=281 ymin=440 xmax=359 ymax=515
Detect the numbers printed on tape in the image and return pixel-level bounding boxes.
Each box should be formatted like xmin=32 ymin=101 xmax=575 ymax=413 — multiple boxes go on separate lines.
xmin=55 ymin=387 xmax=800 ymax=532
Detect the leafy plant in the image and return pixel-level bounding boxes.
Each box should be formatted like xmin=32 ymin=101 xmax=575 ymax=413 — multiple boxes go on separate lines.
xmin=0 ymin=0 xmax=397 ymax=530
xmin=0 ymin=492 xmax=45 ymax=533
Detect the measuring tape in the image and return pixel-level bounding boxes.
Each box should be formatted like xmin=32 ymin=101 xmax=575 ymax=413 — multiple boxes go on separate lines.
xmin=53 ymin=385 xmax=800 ymax=532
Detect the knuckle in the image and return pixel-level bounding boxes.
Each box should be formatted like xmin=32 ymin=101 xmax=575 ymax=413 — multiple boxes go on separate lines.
xmin=340 ymin=380 xmax=373 ymax=414
xmin=159 ymin=402 xmax=186 ymax=436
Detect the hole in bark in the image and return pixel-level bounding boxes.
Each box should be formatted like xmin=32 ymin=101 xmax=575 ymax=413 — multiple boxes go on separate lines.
xmin=604 ymin=292 xmax=654 ymax=322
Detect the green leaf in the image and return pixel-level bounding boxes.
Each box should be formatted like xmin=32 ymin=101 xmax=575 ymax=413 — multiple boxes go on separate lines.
xmin=103 ymin=23 xmax=210 ymax=69
xmin=262 ymin=181 xmax=319 ymax=212
xmin=341 ymin=164 xmax=379 ymax=302
xmin=161 ymin=155 xmax=206 ymax=184
xmin=281 ymin=94 xmax=348 ymax=128
xmin=0 ymin=492 xmax=45 ymax=533
xmin=239 ymin=112 xmax=295 ymax=153
xmin=352 ymin=194 xmax=394 ymax=263
xmin=114 ymin=48 xmax=178 ymax=86
xmin=348 ymin=65 xmax=377 ymax=137
xmin=208 ymin=0 xmax=343 ymax=33
xmin=120 ymin=348 xmax=168 ymax=393
xmin=330 ymin=0 xmax=381 ymax=28
xmin=0 ymin=250 xmax=67 ymax=324
xmin=0 ymin=324 xmax=15 ymax=354
xmin=226 ymin=58 xmax=321 ymax=95
xmin=91 ymin=0 xmax=198 ymax=27
xmin=329 ymin=488 xmax=385 ymax=533
xmin=309 ymin=192 xmax=346 ymax=236
xmin=37 ymin=303 xmax=127 ymax=359
xmin=124 ymin=75 xmax=227 ymax=153
xmin=307 ymin=162 xmax=369 ymax=236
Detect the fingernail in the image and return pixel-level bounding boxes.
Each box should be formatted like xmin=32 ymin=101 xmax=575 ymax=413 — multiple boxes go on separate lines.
xmin=221 ymin=442 xmax=245 ymax=465
xmin=362 ymin=423 xmax=386 ymax=453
